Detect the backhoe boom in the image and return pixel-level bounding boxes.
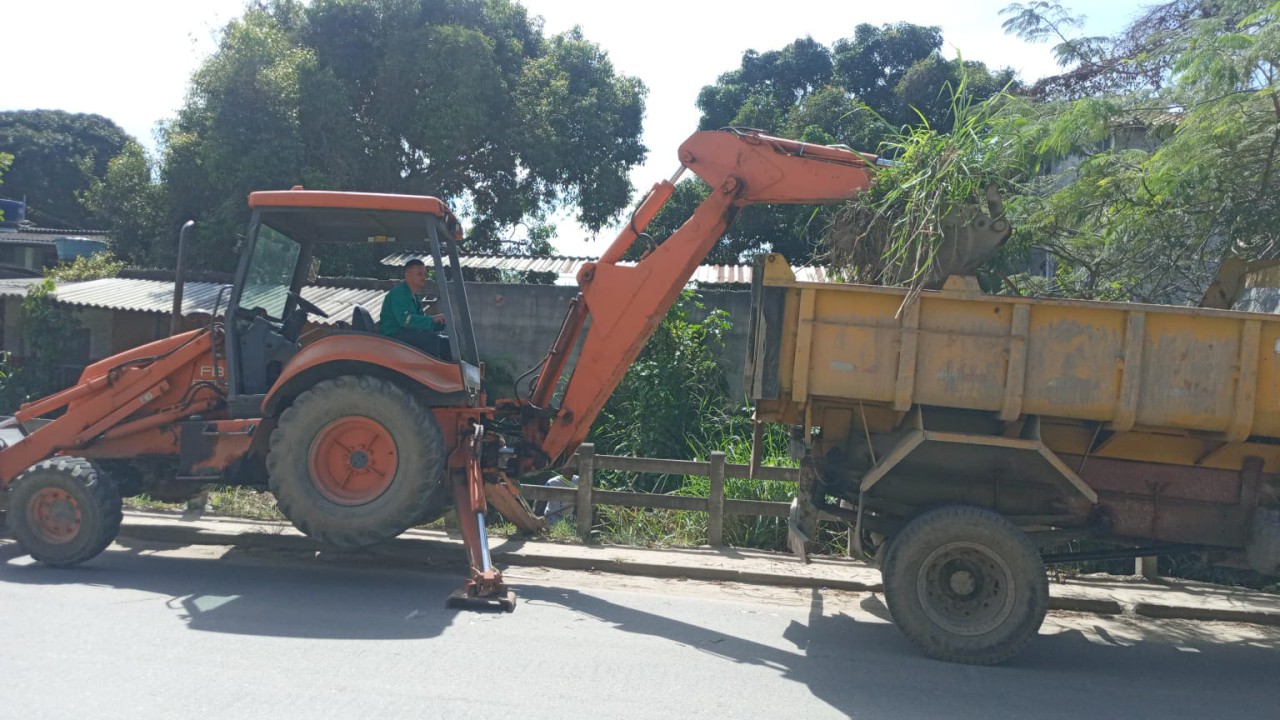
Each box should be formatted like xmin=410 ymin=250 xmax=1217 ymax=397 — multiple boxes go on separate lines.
xmin=523 ymin=129 xmax=878 ymax=468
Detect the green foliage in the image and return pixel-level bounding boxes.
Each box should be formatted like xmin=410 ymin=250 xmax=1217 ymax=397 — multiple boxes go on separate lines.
xmin=0 ymin=110 xmax=131 ymax=229
xmin=591 ymin=291 xmax=732 ymax=475
xmin=995 ymin=0 xmax=1280 ymax=302
xmin=0 ymin=279 xmax=85 ymax=413
xmin=825 ymin=77 xmax=1026 ymax=291
xmin=0 ymin=253 xmax=119 ymax=412
xmin=832 ymin=23 xmax=947 ymax=127
xmin=82 ymin=143 xmax=168 ymax=265
xmin=652 ymin=24 xmax=1015 ymax=266
xmin=592 ymin=413 xmax=848 ymax=554
xmin=47 ymin=252 xmax=125 ymax=283
xmin=0 ymin=353 xmax=25 ymax=415
xmin=160 ymin=0 xmax=646 ymax=273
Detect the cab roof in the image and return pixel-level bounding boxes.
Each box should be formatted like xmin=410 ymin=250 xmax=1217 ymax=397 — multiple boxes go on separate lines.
xmin=248 ymin=189 xmax=463 ymax=241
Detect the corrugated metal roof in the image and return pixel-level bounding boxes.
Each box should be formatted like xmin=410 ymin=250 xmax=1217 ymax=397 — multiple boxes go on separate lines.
xmin=53 ymin=278 xmax=384 ymax=325
xmin=0 ymin=231 xmax=57 ymax=245
xmin=0 ymin=278 xmax=43 ymax=296
xmin=0 ymin=227 xmax=110 ymax=245
xmin=381 ymin=252 xmax=832 ymax=285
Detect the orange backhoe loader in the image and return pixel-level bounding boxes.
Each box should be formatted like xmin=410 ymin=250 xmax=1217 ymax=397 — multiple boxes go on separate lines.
xmin=0 ymin=128 xmax=1003 ymax=611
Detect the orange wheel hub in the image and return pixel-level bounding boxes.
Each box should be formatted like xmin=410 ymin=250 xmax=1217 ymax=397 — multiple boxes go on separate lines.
xmin=308 ymin=416 xmax=399 ymax=505
xmin=27 ymin=488 xmax=81 ymax=544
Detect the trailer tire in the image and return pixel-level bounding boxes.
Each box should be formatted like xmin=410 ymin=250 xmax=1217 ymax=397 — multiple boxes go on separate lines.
xmin=8 ymin=458 xmax=122 ymax=567
xmin=882 ymin=505 xmax=1047 ymax=665
xmin=267 ymin=375 xmax=446 ymax=548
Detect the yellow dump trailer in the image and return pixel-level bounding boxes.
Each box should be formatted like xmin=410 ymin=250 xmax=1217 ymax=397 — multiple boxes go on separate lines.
xmin=746 ymin=254 xmax=1280 ymax=664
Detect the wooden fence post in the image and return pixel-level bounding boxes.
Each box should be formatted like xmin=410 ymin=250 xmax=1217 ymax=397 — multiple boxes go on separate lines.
xmin=576 ymin=443 xmax=595 ymax=538
xmin=708 ymin=452 xmax=726 ymax=547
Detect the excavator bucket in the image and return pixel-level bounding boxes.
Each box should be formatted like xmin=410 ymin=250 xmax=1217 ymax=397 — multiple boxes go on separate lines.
xmin=924 ymin=184 xmax=1012 ymax=289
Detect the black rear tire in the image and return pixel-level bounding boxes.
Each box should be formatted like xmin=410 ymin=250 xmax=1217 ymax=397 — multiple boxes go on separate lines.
xmin=266 ymin=375 xmax=447 ymax=548
xmin=8 ymin=458 xmax=122 ymax=567
xmin=882 ymin=505 xmax=1048 ymax=665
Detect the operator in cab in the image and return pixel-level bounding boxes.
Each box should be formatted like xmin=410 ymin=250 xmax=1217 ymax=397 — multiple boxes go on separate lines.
xmin=380 ymin=258 xmax=450 ymax=360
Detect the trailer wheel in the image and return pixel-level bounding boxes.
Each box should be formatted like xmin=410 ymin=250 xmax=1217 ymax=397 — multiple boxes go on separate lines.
xmin=882 ymin=505 xmax=1047 ymax=665
xmin=267 ymin=375 xmax=446 ymax=548
xmin=8 ymin=458 xmax=122 ymax=567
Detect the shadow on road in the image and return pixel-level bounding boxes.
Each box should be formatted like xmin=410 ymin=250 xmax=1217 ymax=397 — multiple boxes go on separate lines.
xmin=0 ymin=538 xmax=481 ymax=641
xmin=518 ymin=582 xmax=1280 ymax=720
xmin=3 ymin=536 xmax=1278 ymax=719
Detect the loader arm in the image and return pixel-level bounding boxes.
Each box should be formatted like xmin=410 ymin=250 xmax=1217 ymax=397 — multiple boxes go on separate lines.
xmin=522 ymin=129 xmax=878 ymax=468
xmin=0 ymin=328 xmax=223 ymax=486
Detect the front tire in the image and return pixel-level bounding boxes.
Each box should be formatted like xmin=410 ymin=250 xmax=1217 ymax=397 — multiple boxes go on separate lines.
xmin=266 ymin=375 xmax=447 ymax=548
xmin=8 ymin=458 xmax=122 ymax=567
xmin=882 ymin=505 xmax=1048 ymax=665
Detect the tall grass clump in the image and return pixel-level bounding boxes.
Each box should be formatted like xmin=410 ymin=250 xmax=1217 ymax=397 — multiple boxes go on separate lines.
xmin=826 ymin=73 xmax=1029 ymax=298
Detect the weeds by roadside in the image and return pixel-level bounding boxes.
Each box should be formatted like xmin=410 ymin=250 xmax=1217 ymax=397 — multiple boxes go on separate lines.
xmin=124 ymin=486 xmax=284 ymax=522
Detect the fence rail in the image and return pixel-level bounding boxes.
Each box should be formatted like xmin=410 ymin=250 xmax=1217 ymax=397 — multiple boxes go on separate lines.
xmin=516 ymin=443 xmax=806 ymax=546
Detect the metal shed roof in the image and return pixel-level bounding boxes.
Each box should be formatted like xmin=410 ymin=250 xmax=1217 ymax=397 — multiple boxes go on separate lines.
xmin=0 ymin=278 xmax=43 ymax=297
xmin=380 ymin=252 xmax=832 ymax=285
xmin=0 ymin=227 xmax=110 ymax=246
xmin=53 ymin=278 xmax=384 ymax=325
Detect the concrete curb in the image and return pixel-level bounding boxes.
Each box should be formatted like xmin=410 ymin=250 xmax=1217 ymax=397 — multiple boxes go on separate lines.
xmin=1134 ymin=602 xmax=1280 ymax=626
xmin=115 ymin=522 xmax=886 ymax=592
xmin=5 ymin=512 xmax=1273 ymax=629
xmin=106 ymin=518 xmax=1280 ymax=628
xmin=1048 ymin=597 xmax=1125 ymax=615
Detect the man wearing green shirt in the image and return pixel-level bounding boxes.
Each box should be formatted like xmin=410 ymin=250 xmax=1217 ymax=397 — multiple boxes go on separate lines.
xmin=380 ymin=258 xmax=450 ymax=359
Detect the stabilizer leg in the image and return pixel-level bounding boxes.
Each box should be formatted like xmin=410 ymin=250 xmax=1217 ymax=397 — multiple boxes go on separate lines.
xmin=446 ymin=427 xmax=515 ymax=611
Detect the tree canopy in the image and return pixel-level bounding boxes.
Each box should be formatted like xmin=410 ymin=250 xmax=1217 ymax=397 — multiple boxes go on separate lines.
xmin=0 ymin=110 xmax=131 ymax=229
xmin=0 ymin=152 xmax=11 ymax=219
xmin=157 ymin=0 xmax=647 ymax=273
xmin=992 ymin=0 xmax=1280 ymax=302
xmin=648 ymin=24 xmax=1016 ymax=266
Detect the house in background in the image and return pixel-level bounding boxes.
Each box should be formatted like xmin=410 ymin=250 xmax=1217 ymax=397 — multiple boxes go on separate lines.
xmin=0 ymin=198 xmax=111 ymax=274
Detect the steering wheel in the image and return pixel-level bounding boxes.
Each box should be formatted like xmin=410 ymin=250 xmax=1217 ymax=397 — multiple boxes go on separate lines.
xmin=288 ymin=290 xmax=330 ymax=319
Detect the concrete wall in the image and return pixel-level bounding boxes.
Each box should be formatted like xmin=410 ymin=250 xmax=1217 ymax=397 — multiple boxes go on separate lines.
xmin=0 ymin=281 xmax=758 ymax=399
xmin=465 ymin=283 xmax=754 ymax=399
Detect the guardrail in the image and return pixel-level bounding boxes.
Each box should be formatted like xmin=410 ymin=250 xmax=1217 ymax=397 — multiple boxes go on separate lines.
xmin=516 ymin=443 xmax=802 ymax=546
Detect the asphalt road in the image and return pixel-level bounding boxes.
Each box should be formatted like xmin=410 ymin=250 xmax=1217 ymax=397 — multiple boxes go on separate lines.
xmin=1 ymin=536 xmax=1277 ymax=720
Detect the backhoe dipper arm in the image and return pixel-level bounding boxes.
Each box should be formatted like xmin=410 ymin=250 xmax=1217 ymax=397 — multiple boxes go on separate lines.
xmin=525 ymin=129 xmax=878 ymax=468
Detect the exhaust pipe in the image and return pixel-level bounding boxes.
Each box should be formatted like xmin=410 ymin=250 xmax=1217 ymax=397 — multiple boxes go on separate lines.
xmin=170 ymin=220 xmax=194 ymax=336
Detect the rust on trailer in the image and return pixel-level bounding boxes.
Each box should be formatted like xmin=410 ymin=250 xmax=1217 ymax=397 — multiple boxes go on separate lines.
xmin=750 ymin=255 xmax=1280 ymax=474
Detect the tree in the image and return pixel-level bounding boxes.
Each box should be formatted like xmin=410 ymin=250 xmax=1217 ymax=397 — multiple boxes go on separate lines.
xmin=0 ymin=151 xmax=11 ymax=220
xmin=995 ymin=0 xmax=1280 ymax=302
xmin=833 ymin=23 xmax=944 ymax=128
xmin=0 ymin=110 xmax=131 ymax=229
xmin=651 ymin=25 xmax=1012 ymax=266
xmin=160 ymin=0 xmax=647 ymax=273
xmin=696 ymin=37 xmax=836 ymax=131
xmin=82 ymin=143 xmax=169 ymax=266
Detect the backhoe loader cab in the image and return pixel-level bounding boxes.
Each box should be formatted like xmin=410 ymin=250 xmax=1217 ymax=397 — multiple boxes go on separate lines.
xmin=229 ymin=190 xmax=484 ymax=412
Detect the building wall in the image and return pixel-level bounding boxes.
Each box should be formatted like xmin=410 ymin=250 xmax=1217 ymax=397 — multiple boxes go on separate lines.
xmin=0 ymin=282 xmax=759 ymax=400
xmin=111 ymin=311 xmax=169 ymax=355
xmin=1 ymin=298 xmax=18 ymax=355
xmin=464 ymin=283 xmax=754 ymax=400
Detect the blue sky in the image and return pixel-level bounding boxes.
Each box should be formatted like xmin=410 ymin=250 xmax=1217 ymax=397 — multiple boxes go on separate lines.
xmin=4 ymin=0 xmax=1139 ymax=254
